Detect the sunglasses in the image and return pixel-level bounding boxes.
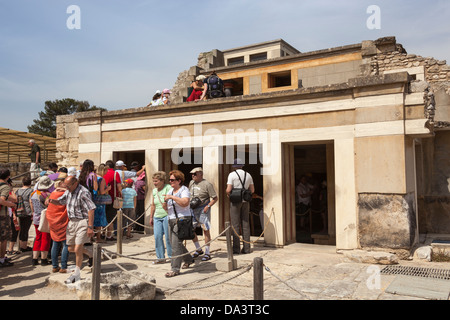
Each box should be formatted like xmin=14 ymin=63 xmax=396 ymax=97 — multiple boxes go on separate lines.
xmin=169 ymin=179 xmax=178 ymax=182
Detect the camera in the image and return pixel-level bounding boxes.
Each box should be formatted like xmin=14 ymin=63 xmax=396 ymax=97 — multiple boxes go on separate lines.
xmin=190 ymin=197 xmax=202 ymax=209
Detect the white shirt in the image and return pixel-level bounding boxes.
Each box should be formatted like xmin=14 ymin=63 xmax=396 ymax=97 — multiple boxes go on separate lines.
xmin=227 ymin=169 xmax=253 ymax=189
xmin=296 ymin=182 xmax=313 ymax=205
xmin=167 ymin=185 xmax=191 ymax=219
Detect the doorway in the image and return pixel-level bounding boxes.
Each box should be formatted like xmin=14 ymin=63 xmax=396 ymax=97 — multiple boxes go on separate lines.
xmin=220 ymin=144 xmax=264 ymax=237
xmin=113 ymin=150 xmax=145 ymax=170
xmin=292 ymin=143 xmax=335 ymax=244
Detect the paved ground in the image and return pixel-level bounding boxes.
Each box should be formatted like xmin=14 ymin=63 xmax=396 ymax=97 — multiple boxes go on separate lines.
xmin=2 ymin=230 xmax=450 ymax=303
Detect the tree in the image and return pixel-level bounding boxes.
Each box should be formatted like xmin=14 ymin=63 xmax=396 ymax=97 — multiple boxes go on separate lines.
xmin=28 ymin=98 xmax=107 ymax=138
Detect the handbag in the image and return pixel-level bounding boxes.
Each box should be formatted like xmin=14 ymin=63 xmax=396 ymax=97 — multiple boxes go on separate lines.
xmin=95 ymin=193 xmax=112 ymax=205
xmin=38 ymin=208 xmax=50 ymax=233
xmin=112 ymin=171 xmax=123 ymax=209
xmin=171 ymin=190 xmax=195 ymax=240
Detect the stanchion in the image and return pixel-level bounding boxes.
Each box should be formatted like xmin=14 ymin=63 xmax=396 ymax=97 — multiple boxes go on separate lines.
xmin=253 ymin=257 xmax=264 ymax=300
xmin=91 ymin=243 xmax=102 ymax=300
xmin=117 ymin=209 xmax=123 ymax=254
xmin=225 ymin=221 xmax=235 ymax=271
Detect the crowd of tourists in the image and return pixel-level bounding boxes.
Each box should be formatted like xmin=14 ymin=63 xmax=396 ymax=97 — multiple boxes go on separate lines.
xmin=0 ymin=151 xmax=256 ymax=281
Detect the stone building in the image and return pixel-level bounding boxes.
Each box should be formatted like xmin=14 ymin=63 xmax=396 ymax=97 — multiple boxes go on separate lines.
xmin=56 ymin=36 xmax=450 ymax=257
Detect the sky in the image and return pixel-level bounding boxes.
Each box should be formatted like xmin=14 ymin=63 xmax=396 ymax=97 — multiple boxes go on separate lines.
xmin=1 ymin=0 xmax=449 ymax=132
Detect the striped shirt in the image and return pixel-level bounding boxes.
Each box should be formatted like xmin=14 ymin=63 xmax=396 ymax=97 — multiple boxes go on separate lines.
xmin=57 ymin=184 xmax=97 ymax=220
xmin=122 ymin=187 xmax=137 ymax=209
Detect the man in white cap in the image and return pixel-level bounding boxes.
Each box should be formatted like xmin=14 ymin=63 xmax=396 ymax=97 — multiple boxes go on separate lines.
xmin=188 ymin=167 xmax=218 ymax=261
xmin=226 ymin=158 xmax=254 ymax=254
xmin=114 ymin=160 xmax=145 ymax=187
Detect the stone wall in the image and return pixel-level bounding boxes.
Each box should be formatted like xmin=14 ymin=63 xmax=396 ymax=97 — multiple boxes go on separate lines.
xmin=365 ymin=37 xmax=450 ymax=238
xmin=358 ymin=193 xmax=416 ymax=258
xmin=55 ymin=114 xmax=79 ymax=167
xmin=371 ymin=44 xmax=450 ymax=124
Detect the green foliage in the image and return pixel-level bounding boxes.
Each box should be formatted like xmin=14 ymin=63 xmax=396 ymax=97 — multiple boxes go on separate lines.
xmin=27 ymin=98 xmax=107 ymax=138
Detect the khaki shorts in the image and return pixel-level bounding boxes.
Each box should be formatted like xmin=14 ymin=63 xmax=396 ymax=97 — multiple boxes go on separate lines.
xmin=66 ymin=219 xmax=89 ymax=245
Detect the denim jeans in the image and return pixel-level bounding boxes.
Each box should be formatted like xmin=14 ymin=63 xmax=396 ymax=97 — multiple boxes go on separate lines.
xmin=154 ymin=216 xmax=172 ymax=260
xmin=51 ymin=240 xmax=69 ymax=269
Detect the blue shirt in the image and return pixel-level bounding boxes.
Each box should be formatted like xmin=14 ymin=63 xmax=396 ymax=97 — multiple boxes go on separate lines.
xmin=122 ymin=187 xmax=137 ymax=208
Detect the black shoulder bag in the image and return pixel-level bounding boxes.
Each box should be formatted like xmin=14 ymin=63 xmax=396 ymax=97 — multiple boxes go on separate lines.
xmin=172 ymin=190 xmax=195 ymax=240
xmin=229 ymin=171 xmax=252 ymax=203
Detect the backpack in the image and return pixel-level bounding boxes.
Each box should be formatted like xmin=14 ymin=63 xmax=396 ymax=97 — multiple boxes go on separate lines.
xmin=229 ymin=171 xmax=252 ymax=203
xmin=207 ymin=75 xmax=224 ymax=99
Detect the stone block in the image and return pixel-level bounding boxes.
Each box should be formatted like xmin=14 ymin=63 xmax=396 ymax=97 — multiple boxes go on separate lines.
xmin=414 ymin=246 xmax=432 ymax=261
xmin=358 ymin=193 xmax=416 ymax=250
xmin=77 ymin=271 xmax=156 ymax=300
xmin=342 ymin=249 xmax=399 ymax=265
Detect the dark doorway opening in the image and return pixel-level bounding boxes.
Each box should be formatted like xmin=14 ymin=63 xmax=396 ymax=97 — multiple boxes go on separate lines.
xmin=294 ymin=144 xmax=328 ymax=243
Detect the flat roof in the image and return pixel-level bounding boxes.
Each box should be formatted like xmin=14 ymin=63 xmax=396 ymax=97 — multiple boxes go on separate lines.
xmin=221 ymin=39 xmax=301 ymax=54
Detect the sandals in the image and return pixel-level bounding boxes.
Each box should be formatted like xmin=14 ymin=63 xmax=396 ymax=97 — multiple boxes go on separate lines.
xmin=6 ymin=250 xmax=21 ymax=255
xmin=165 ymin=271 xmax=180 ymax=278
xmin=191 ymin=249 xmax=203 ymax=259
xmin=201 ymin=254 xmax=211 ymax=261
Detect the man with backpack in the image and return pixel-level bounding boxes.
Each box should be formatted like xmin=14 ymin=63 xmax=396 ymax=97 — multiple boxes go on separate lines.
xmin=200 ymin=71 xmax=224 ymax=100
xmin=226 ymin=158 xmax=255 ymax=254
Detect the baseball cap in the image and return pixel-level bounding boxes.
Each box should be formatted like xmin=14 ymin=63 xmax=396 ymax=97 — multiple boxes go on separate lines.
xmin=115 ymin=160 xmax=125 ymax=167
xmin=190 ymin=167 xmax=203 ymax=174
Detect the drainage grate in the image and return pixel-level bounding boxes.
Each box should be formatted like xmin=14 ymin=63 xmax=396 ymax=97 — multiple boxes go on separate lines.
xmin=381 ymin=265 xmax=450 ymax=281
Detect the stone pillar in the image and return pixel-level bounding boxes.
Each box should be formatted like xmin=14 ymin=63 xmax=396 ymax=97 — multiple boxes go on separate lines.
xmin=334 ymin=138 xmax=358 ymax=250
xmin=203 ymin=146 xmax=221 ymax=239
xmin=144 ymin=149 xmax=160 ymax=235
xmin=262 ymin=138 xmax=284 ymax=247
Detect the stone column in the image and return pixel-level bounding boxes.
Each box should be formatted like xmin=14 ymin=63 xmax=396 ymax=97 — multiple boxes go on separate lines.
xmin=144 ymin=149 xmax=159 ymax=235
xmin=202 ymin=146 xmax=221 ymax=239
xmin=334 ymin=138 xmax=358 ymax=250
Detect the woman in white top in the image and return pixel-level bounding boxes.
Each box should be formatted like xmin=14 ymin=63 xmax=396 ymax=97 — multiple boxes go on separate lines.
xmin=164 ymin=170 xmax=194 ymax=277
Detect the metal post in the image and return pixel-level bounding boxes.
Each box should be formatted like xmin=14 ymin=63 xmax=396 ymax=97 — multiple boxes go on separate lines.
xmin=225 ymin=221 xmax=235 ymax=271
xmin=253 ymin=257 xmax=264 ymax=300
xmin=91 ymin=243 xmax=102 ymax=300
xmin=117 ymin=209 xmax=123 ymax=254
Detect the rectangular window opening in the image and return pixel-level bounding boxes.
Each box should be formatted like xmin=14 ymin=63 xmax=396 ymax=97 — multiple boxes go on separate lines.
xmin=268 ymin=70 xmax=291 ymax=88
xmin=250 ymin=52 xmax=267 ymax=62
xmin=227 ymin=56 xmax=244 ymax=66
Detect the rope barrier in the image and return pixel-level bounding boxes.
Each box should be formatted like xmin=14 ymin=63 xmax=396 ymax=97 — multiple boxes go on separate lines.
xmin=230 ymin=207 xmax=274 ymax=245
xmin=101 ymin=247 xmax=253 ymax=292
xmin=101 ymin=226 xmax=230 ymax=262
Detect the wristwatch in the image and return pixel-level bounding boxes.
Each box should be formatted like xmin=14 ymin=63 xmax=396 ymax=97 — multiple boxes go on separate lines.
xmin=88 ymin=226 xmax=94 ymax=229
xmin=207 ymin=204 xmax=211 ymax=208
